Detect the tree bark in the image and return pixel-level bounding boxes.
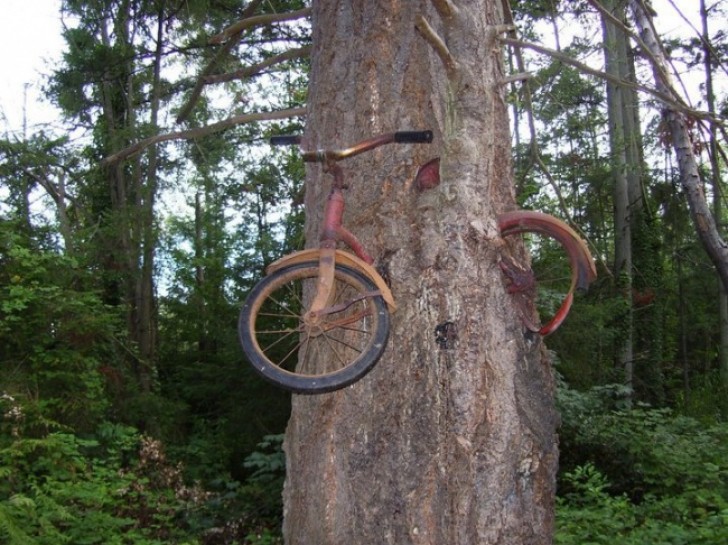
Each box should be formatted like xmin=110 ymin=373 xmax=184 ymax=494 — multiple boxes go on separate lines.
xmin=283 ymin=2 xmax=558 ymax=544
xmin=700 ymin=0 xmax=728 ymax=384
xmin=602 ymin=0 xmax=634 ymax=396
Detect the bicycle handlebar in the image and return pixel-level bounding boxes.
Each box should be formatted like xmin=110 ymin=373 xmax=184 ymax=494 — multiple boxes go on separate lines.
xmin=394 ymin=131 xmax=433 ymax=143
xmin=269 ymin=130 xmax=433 ymax=162
xmin=270 ymin=135 xmax=302 ymax=146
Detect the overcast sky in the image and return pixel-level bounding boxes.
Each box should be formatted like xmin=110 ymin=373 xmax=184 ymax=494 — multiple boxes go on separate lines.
xmin=0 ymin=0 xmax=64 ymax=138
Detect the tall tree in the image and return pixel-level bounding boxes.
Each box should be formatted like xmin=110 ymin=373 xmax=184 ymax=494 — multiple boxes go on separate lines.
xmin=602 ymin=0 xmax=635 ymax=394
xmin=283 ymin=2 xmax=558 ymax=543
xmin=600 ymin=0 xmax=664 ymax=404
xmin=50 ymin=0 xmax=174 ymax=413
xmin=700 ymin=0 xmax=728 ymax=384
xmin=628 ymin=0 xmax=728 ymax=294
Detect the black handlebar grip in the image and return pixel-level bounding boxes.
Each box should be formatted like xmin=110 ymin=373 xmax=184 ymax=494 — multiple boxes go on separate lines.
xmin=270 ymin=135 xmax=302 ymax=146
xmin=394 ymin=130 xmax=433 ymax=144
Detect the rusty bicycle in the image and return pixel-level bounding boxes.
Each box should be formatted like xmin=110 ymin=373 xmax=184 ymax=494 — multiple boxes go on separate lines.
xmin=238 ymin=131 xmax=596 ymax=394
xmin=239 ymin=131 xmax=433 ymax=394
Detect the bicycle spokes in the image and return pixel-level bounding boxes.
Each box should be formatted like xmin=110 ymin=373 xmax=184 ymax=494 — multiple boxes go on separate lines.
xmin=249 ymin=265 xmax=383 ymax=376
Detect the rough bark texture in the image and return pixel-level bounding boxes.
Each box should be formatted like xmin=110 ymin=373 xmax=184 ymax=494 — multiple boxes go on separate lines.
xmin=283 ymin=2 xmax=558 ymax=544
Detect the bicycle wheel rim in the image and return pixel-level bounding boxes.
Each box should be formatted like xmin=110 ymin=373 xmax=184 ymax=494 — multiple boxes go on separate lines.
xmin=239 ymin=262 xmax=390 ymax=394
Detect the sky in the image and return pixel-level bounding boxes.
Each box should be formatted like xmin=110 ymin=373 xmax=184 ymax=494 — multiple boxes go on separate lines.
xmin=0 ymin=0 xmax=716 ymax=139
xmin=0 ymin=0 xmax=64 ymax=138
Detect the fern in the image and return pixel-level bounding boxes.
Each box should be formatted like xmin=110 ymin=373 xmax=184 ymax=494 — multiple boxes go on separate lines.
xmin=0 ymin=499 xmax=37 ymax=545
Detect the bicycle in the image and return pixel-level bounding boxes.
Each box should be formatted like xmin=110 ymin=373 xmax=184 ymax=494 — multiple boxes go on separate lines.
xmin=238 ymin=131 xmax=596 ymax=394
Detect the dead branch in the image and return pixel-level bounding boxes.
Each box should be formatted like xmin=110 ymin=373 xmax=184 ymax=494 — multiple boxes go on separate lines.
xmin=176 ymin=0 xmax=265 ymax=124
xmin=585 ymin=0 xmax=681 ymax=101
xmin=415 ymin=15 xmax=458 ymax=78
xmin=101 ymin=107 xmax=306 ymax=166
xmin=501 ymin=36 xmax=716 ymax=122
xmin=665 ymin=0 xmax=728 ymax=79
xmin=204 ymin=45 xmax=311 ymax=85
xmin=629 ymin=0 xmax=728 ymax=292
xmin=210 ymin=7 xmax=312 ymax=45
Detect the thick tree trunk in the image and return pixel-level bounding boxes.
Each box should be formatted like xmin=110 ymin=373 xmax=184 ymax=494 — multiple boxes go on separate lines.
xmin=283 ymin=2 xmax=558 ymax=544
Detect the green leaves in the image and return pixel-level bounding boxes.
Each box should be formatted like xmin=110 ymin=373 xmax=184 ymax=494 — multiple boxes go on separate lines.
xmin=557 ymin=385 xmax=728 ymax=543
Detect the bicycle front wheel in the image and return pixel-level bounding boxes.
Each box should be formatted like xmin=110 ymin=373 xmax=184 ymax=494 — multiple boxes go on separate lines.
xmin=239 ymin=262 xmax=390 ymax=394
xmin=498 ymin=211 xmax=596 ymax=335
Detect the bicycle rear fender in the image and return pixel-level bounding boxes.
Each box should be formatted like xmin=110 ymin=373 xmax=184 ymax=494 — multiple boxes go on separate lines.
xmin=265 ymin=249 xmax=397 ymax=312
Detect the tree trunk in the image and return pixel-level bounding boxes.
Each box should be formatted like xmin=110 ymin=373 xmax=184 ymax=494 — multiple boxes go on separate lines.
xmin=700 ymin=0 xmax=728 ymax=384
xmin=629 ymin=0 xmax=728 ymax=293
xmin=602 ymin=0 xmax=634 ymax=396
xmin=603 ymin=0 xmax=665 ymax=404
xmin=283 ymin=2 xmax=558 ymax=544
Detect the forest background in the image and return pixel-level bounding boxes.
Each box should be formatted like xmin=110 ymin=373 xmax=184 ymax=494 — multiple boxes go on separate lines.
xmin=1 ymin=0 xmax=728 ymax=543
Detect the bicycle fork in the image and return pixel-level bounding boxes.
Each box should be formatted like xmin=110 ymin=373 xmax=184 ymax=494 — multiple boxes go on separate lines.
xmin=305 ymin=184 xmax=378 ymax=326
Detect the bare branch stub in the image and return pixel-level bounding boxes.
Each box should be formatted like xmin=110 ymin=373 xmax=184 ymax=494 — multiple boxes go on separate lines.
xmin=415 ymin=15 xmax=458 ymax=79
xmin=431 ymin=0 xmax=457 ymax=19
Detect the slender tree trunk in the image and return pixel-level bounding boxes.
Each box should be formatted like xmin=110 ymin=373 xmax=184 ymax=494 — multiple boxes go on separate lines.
xmin=283 ymin=2 xmax=558 ymax=544
xmin=602 ymin=0 xmax=634 ymax=397
xmin=604 ymin=0 xmax=665 ymax=404
xmin=677 ymin=251 xmax=690 ymax=403
xmin=134 ymin=8 xmax=165 ymax=393
xmin=97 ymin=2 xmax=160 ymax=402
xmin=700 ymin=0 xmax=728 ymax=384
xmin=629 ymin=0 xmax=728 ymax=293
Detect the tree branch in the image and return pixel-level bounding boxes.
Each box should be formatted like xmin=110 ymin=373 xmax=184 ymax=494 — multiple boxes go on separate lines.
xmin=431 ymin=0 xmax=457 ymax=18
xmin=415 ymin=15 xmax=458 ymax=78
xmin=176 ymin=0 xmax=266 ymax=124
xmin=204 ymin=45 xmax=311 ymax=85
xmin=500 ymin=36 xmax=717 ymax=122
xmin=628 ymin=0 xmax=728 ymax=292
xmin=101 ymin=107 xmax=307 ymax=166
xmin=210 ymin=7 xmax=312 ymax=45
xmin=585 ymin=0 xmax=681 ymax=102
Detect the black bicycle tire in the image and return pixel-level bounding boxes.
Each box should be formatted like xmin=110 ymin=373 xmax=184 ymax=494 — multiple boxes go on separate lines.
xmin=238 ymin=261 xmax=390 ymax=394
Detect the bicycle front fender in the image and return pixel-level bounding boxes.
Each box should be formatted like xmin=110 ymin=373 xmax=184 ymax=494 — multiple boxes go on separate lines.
xmin=266 ymin=249 xmax=397 ymax=312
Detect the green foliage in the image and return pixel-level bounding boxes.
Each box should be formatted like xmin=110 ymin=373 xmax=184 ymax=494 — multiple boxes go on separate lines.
xmin=0 ymin=427 xmax=198 ymax=545
xmin=557 ymin=383 xmax=728 ymax=543
xmin=0 ymin=424 xmax=288 ymax=544
xmin=0 ymin=222 xmax=121 ymax=432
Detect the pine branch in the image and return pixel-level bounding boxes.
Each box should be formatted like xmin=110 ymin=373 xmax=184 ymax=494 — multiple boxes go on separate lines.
xmin=101 ymin=107 xmax=306 ymax=166
xmin=175 ymin=38 xmax=246 ymax=124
